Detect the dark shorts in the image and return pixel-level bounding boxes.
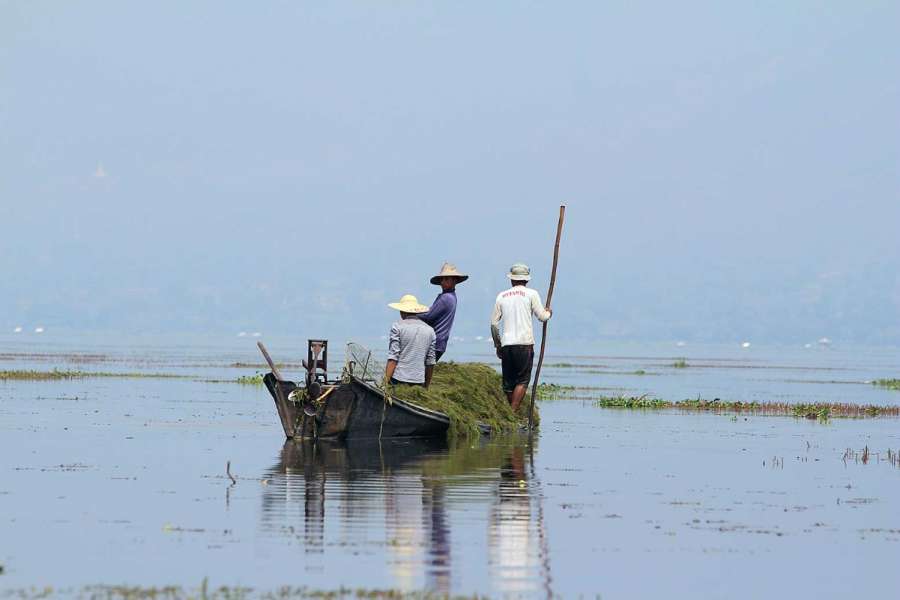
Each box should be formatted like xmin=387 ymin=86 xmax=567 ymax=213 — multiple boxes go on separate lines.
xmin=500 ymin=345 xmax=534 ymax=393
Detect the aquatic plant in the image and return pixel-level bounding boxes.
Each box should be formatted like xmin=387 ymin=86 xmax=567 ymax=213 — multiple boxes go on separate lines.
xmin=536 ymin=382 xmax=576 ymax=401
xmin=236 ymin=373 xmax=265 ymax=385
xmin=10 ymin=582 xmax=488 ymax=599
xmin=0 ymin=369 xmax=184 ymax=381
xmin=593 ymin=395 xmax=900 ymax=419
xmin=633 ymin=369 xmax=647 ymax=375
xmin=872 ymin=379 xmax=900 ymax=390
xmin=389 ymin=362 xmax=538 ymax=437
xmin=671 ymin=358 xmax=688 ymax=369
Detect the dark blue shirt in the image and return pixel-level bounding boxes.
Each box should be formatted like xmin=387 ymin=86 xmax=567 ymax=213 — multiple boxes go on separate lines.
xmin=419 ymin=290 xmax=457 ymax=352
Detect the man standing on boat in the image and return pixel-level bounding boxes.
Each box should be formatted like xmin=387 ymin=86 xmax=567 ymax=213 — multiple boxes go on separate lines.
xmin=490 ymin=264 xmax=552 ymax=412
xmin=419 ymin=262 xmax=468 ymax=362
xmin=385 ymin=294 xmax=437 ymax=387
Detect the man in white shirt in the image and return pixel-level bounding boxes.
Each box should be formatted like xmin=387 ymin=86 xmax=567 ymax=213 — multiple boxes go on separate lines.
xmin=490 ymin=263 xmax=552 ymax=411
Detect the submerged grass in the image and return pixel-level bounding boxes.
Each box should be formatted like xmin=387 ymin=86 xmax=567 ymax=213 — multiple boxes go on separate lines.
xmin=594 ymin=395 xmax=900 ymax=420
xmin=873 ymin=378 xmax=900 ymax=390
xmin=389 ymin=362 xmax=537 ymax=437
xmin=0 ymin=369 xmax=185 ymax=381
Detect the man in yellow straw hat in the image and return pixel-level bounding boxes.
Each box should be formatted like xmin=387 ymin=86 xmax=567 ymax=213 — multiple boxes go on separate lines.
xmin=384 ymin=294 xmax=437 ymax=387
xmin=419 ymin=262 xmax=468 ymax=362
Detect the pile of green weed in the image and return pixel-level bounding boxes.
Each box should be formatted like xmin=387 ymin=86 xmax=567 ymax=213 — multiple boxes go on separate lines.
xmin=389 ymin=362 xmax=538 ymax=437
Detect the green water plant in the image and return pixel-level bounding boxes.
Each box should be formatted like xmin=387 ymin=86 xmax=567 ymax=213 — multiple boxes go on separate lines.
xmin=873 ymin=379 xmax=900 ymax=390
xmin=389 ymin=362 xmax=537 ymax=437
xmin=7 ymin=581 xmax=487 ymax=599
xmin=593 ymin=395 xmax=899 ymax=419
xmin=535 ymin=382 xmax=576 ymax=401
xmin=236 ymin=373 xmax=265 ymax=385
xmin=0 ymin=369 xmax=185 ymax=381
xmin=671 ymin=359 xmax=688 ymax=369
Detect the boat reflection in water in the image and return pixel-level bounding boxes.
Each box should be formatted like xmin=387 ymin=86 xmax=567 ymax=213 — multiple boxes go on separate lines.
xmin=260 ymin=435 xmax=552 ymax=596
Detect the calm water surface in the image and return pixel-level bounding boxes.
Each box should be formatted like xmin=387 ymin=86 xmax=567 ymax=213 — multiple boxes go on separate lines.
xmin=1 ymin=335 xmax=899 ymax=598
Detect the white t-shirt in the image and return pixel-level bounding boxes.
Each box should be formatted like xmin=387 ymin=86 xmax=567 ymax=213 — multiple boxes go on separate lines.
xmin=490 ymin=286 xmax=551 ymax=347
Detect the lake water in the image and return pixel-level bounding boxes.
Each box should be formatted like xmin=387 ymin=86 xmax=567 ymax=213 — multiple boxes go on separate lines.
xmin=1 ymin=334 xmax=899 ymax=598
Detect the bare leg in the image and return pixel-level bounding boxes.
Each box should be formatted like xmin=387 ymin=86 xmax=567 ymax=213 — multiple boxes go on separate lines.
xmin=510 ymin=383 xmax=528 ymax=413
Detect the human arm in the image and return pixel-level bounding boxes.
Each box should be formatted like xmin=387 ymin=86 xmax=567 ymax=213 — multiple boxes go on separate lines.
xmin=490 ymin=299 xmax=503 ymax=357
xmin=419 ymin=294 xmax=448 ymax=327
xmin=384 ymin=323 xmax=401 ymax=382
xmin=424 ymin=331 xmax=436 ymax=387
xmin=385 ymin=359 xmax=397 ymax=382
xmin=531 ymin=291 xmax=552 ymax=322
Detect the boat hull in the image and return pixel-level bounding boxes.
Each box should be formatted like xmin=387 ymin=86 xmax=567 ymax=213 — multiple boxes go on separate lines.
xmin=264 ymin=374 xmax=452 ymax=440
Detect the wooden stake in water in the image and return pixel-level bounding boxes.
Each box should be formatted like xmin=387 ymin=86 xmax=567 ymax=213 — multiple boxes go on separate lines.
xmin=528 ymin=205 xmax=566 ymax=431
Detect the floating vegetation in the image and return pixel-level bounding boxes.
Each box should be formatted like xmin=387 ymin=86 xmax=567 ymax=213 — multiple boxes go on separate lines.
xmin=236 ymin=373 xmax=265 ymax=385
xmin=0 ymin=369 xmax=185 ymax=381
xmin=672 ymin=358 xmax=688 ymax=369
xmin=389 ymin=362 xmax=537 ymax=437
xmin=2 ymin=581 xmax=486 ymax=599
xmin=633 ymin=369 xmax=647 ymax=375
xmin=593 ymin=395 xmax=900 ymax=420
xmin=536 ymin=382 xmax=576 ymax=401
xmin=230 ymin=361 xmax=301 ymax=370
xmin=872 ymin=379 xmax=900 ymax=390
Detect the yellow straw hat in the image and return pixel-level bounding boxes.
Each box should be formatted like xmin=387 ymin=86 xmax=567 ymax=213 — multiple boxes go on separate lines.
xmin=387 ymin=294 xmax=429 ymax=313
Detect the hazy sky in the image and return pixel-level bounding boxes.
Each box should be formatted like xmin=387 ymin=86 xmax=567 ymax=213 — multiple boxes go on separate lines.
xmin=2 ymin=2 xmax=898 ymax=344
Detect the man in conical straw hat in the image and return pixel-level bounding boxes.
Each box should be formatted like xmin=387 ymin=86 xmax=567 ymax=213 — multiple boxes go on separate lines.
xmin=384 ymin=294 xmax=437 ymax=387
xmin=419 ymin=262 xmax=468 ymax=362
xmin=490 ymin=263 xmax=552 ymax=411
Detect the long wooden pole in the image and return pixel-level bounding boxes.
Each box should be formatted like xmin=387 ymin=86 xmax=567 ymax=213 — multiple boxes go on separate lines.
xmin=528 ymin=205 xmax=566 ymax=430
xmin=257 ymin=341 xmax=283 ymax=382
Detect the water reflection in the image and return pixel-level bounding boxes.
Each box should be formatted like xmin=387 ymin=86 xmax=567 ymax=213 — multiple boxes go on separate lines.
xmin=260 ymin=436 xmax=552 ymax=595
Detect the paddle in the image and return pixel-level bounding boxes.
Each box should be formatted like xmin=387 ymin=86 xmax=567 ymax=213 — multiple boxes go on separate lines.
xmin=528 ymin=205 xmax=566 ymax=431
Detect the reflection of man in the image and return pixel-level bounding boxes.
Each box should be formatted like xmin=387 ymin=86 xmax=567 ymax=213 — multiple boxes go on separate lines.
xmin=490 ymin=263 xmax=552 ymax=411
xmin=385 ymin=471 xmax=425 ymax=592
xmin=488 ymin=445 xmax=535 ymax=595
xmin=422 ymin=478 xmax=451 ymax=594
xmin=419 ymin=262 xmax=468 ymax=362
xmin=384 ymin=294 xmax=437 ymax=387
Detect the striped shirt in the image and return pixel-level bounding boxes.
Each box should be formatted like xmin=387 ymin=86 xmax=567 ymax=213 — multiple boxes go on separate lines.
xmin=387 ymin=316 xmax=437 ymax=384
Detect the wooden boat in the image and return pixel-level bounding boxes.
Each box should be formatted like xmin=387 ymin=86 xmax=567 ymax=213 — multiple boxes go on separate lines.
xmin=260 ymin=340 xmax=488 ymax=440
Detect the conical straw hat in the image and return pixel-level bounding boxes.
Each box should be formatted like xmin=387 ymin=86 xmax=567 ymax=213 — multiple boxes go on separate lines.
xmin=430 ymin=262 xmax=469 ymax=285
xmin=388 ymin=294 xmax=429 ymax=313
